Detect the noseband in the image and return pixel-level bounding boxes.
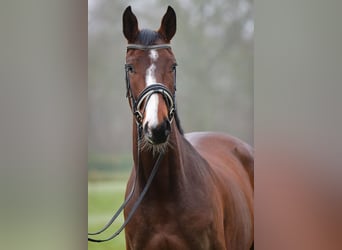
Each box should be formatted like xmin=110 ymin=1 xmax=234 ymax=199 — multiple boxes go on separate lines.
xmin=88 ymin=44 xmax=177 ymax=243
xmin=125 ymin=44 xmax=177 ymax=125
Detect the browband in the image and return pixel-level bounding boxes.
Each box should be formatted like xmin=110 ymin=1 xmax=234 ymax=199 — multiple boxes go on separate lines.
xmin=127 ymin=44 xmax=171 ymax=50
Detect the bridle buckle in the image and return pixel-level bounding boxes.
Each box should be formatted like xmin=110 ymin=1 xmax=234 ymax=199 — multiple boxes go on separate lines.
xmin=134 ymin=110 xmax=143 ymax=124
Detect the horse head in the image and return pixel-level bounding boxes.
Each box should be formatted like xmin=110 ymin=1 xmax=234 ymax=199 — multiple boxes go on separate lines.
xmin=123 ymin=6 xmax=177 ymax=146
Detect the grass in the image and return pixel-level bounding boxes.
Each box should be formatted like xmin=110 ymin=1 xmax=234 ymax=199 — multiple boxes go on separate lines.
xmin=88 ymin=176 xmax=129 ymax=250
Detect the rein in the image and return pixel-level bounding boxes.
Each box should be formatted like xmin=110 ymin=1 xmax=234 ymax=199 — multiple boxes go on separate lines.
xmin=88 ymin=125 xmax=164 ymax=242
xmin=88 ymin=44 xmax=175 ymax=243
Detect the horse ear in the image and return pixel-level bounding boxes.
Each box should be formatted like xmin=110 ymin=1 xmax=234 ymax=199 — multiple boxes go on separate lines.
xmin=123 ymin=6 xmax=139 ymax=43
xmin=158 ymin=6 xmax=176 ymax=42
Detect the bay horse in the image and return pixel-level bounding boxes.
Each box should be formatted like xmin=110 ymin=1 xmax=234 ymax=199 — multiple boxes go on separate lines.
xmin=123 ymin=6 xmax=254 ymax=250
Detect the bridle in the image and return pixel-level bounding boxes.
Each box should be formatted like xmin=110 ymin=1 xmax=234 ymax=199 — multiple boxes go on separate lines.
xmin=88 ymin=44 xmax=177 ymax=243
xmin=125 ymin=44 xmax=177 ymax=126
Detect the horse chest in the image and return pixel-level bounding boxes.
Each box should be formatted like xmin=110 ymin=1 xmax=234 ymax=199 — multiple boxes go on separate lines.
xmin=143 ymin=231 xmax=210 ymax=250
xmin=126 ymin=204 xmax=224 ymax=250
xmin=131 ymin=224 xmax=211 ymax=250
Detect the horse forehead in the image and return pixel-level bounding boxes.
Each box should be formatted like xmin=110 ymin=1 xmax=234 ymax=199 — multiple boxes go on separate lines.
xmin=149 ymin=49 xmax=159 ymax=61
xmin=127 ymin=46 xmax=173 ymax=59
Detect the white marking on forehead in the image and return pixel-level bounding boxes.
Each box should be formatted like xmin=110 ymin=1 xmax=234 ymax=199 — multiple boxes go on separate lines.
xmin=149 ymin=49 xmax=158 ymax=62
xmin=144 ymin=50 xmax=159 ymax=128
xmin=145 ymin=64 xmax=156 ymax=86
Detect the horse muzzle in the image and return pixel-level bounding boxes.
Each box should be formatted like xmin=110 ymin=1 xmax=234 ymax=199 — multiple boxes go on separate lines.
xmin=144 ymin=119 xmax=171 ymax=145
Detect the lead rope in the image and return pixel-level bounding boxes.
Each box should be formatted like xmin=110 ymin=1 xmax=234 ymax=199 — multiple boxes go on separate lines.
xmin=88 ymin=123 xmax=165 ymax=242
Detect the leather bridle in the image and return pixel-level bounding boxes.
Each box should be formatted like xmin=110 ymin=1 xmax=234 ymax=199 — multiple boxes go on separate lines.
xmin=125 ymin=44 xmax=177 ymax=126
xmin=88 ymin=44 xmax=177 ymax=243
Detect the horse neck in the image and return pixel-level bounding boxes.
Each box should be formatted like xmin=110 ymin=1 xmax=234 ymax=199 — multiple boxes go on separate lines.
xmin=132 ymin=120 xmax=187 ymax=196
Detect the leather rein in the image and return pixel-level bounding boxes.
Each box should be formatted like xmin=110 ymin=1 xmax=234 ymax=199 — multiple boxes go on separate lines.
xmin=88 ymin=44 xmax=176 ymax=243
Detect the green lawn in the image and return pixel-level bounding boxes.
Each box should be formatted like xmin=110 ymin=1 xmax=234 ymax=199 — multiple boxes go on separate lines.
xmin=88 ymin=178 xmax=129 ymax=250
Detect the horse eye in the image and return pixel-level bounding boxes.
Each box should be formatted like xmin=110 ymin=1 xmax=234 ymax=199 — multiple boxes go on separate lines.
xmin=125 ymin=64 xmax=135 ymax=73
xmin=171 ymin=63 xmax=177 ymax=72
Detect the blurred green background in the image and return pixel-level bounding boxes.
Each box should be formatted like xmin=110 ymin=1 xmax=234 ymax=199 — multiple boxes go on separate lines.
xmin=88 ymin=0 xmax=252 ymax=249
xmin=88 ymin=170 xmax=129 ymax=249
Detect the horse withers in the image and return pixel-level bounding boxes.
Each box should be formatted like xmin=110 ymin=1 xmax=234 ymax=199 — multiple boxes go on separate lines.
xmin=123 ymin=6 xmax=254 ymax=250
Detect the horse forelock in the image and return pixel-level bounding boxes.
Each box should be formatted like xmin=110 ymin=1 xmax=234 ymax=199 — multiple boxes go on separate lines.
xmin=137 ymin=29 xmax=162 ymax=45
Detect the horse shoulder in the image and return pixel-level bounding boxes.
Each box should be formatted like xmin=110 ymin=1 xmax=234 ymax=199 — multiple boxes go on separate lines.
xmin=185 ymin=131 xmax=254 ymax=249
xmin=185 ymin=131 xmax=254 ymax=188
